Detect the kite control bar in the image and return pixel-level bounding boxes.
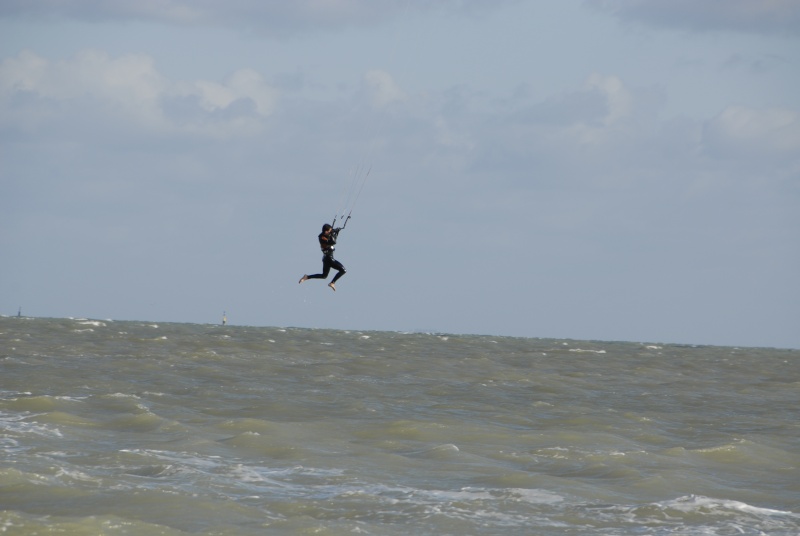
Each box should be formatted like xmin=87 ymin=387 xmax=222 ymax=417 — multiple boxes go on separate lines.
xmin=331 ymin=212 xmax=352 ymax=230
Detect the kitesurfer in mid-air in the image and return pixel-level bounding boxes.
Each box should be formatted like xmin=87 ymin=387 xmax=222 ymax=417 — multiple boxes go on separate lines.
xmin=299 ymin=223 xmax=346 ymax=291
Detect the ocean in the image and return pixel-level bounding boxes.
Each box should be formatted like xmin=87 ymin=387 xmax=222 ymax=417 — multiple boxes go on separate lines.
xmin=1 ymin=316 xmax=798 ymax=535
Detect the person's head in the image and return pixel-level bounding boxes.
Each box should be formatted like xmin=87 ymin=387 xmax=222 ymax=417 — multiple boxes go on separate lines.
xmin=322 ymin=223 xmax=332 ymax=233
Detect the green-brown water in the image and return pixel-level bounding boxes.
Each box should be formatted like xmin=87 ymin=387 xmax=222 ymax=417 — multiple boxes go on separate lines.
xmin=2 ymin=317 xmax=798 ymax=535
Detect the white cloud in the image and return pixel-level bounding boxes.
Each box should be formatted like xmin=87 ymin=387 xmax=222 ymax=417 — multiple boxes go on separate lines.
xmin=703 ymin=105 xmax=800 ymax=159
xmin=517 ymin=73 xmax=660 ymax=154
xmin=0 ymin=49 xmax=278 ymax=138
xmin=585 ymin=73 xmax=632 ymax=125
xmin=563 ymin=74 xmax=635 ymax=145
xmin=194 ymin=69 xmax=278 ymax=116
xmin=0 ymin=49 xmax=47 ymax=93
xmin=588 ymin=0 xmax=800 ymax=35
xmin=1 ymin=49 xmax=159 ymax=102
xmin=363 ymin=69 xmax=406 ymax=108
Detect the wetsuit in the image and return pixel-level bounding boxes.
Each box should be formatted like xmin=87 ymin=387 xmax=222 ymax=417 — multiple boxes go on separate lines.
xmin=305 ymin=228 xmax=346 ymax=284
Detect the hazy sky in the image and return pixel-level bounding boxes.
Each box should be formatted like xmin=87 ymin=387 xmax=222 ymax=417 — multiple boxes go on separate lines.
xmin=2 ymin=1 xmax=798 ymax=348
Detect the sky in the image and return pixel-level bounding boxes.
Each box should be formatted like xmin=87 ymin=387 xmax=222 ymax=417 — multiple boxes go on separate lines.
xmin=1 ymin=0 xmax=798 ymax=349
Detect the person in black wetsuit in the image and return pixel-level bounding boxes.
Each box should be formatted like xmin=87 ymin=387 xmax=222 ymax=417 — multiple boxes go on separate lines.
xmin=298 ymin=223 xmax=346 ymax=291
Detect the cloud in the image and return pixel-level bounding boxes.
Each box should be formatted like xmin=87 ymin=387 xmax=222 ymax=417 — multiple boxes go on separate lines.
xmin=566 ymin=74 xmax=634 ymax=144
xmin=193 ymin=69 xmax=278 ymax=117
xmin=703 ymin=105 xmax=800 ymax=160
xmin=3 ymin=47 xmax=796 ymax=203
xmin=0 ymin=0 xmax=521 ymax=35
xmin=487 ymin=77 xmax=799 ymax=209
xmin=588 ymin=0 xmax=800 ymax=36
xmin=0 ymin=49 xmax=278 ymax=138
xmin=0 ymin=49 xmax=160 ymax=103
xmin=505 ymin=74 xmax=663 ymax=156
xmin=363 ymin=69 xmax=406 ymax=108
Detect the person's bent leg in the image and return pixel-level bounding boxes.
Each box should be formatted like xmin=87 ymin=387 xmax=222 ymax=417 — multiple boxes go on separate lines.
xmin=330 ymin=260 xmax=346 ymax=284
xmin=305 ymin=257 xmax=332 ymax=280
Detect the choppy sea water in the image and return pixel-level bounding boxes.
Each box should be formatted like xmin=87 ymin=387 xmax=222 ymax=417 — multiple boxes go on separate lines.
xmin=1 ymin=316 xmax=798 ymax=535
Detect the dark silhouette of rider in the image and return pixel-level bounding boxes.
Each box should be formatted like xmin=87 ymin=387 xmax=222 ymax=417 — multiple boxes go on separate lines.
xmin=299 ymin=223 xmax=346 ymax=291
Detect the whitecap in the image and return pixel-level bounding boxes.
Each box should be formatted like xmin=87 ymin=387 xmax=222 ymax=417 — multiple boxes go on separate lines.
xmin=107 ymin=393 xmax=141 ymax=399
xmin=77 ymin=321 xmax=106 ymax=327
xmin=659 ymin=495 xmax=800 ymax=519
xmin=0 ymin=412 xmax=64 ymax=438
xmin=55 ymin=467 xmax=100 ymax=485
